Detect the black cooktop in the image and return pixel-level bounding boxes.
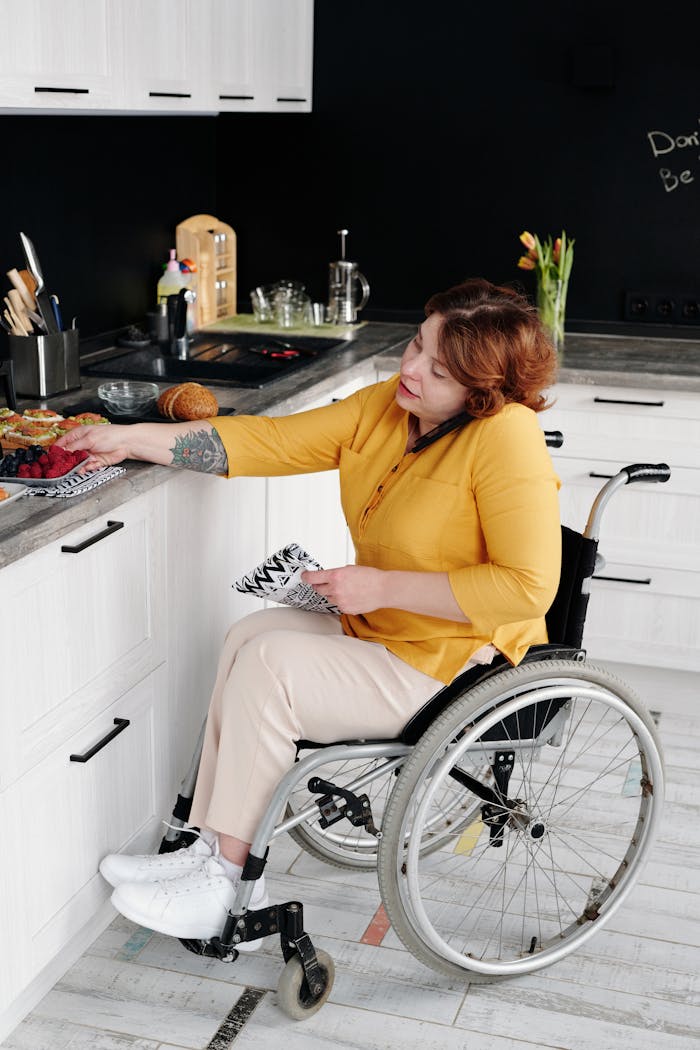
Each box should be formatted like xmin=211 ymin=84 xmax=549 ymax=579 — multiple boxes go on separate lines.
xmin=82 ymin=333 xmax=345 ymax=388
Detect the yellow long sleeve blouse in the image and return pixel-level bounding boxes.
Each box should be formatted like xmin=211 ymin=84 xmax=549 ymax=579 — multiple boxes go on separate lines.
xmin=209 ymin=374 xmax=561 ymax=684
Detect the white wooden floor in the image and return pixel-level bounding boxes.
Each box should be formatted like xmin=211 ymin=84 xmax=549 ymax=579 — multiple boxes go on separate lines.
xmin=3 ymin=660 xmax=699 ymax=1050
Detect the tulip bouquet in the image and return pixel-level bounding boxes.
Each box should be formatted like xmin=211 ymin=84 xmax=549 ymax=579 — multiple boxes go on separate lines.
xmin=517 ymin=230 xmax=574 ymax=352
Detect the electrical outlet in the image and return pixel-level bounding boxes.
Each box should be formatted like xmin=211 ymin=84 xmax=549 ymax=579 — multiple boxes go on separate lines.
xmin=624 ymin=291 xmax=700 ymax=325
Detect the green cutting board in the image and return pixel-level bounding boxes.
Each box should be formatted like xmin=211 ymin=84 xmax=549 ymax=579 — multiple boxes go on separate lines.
xmin=202 ymin=313 xmax=365 ymax=338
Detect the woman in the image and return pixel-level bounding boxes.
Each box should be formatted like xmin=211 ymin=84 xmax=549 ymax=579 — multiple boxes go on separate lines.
xmin=57 ymin=278 xmax=561 ymax=944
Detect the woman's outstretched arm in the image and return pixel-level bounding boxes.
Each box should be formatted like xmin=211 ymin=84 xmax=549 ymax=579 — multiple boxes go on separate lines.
xmin=55 ymin=420 xmax=229 ymax=474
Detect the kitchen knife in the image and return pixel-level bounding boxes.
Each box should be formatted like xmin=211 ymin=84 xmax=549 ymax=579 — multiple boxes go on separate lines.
xmin=19 ymin=232 xmax=60 ymax=333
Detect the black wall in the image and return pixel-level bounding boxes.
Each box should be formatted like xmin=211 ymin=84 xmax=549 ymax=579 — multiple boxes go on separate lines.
xmin=2 ymin=2 xmax=699 ymax=336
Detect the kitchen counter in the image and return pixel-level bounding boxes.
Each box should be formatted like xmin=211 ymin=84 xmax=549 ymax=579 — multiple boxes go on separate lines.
xmin=376 ymin=330 xmax=700 ymax=392
xmin=2 ymin=322 xmax=699 ymax=570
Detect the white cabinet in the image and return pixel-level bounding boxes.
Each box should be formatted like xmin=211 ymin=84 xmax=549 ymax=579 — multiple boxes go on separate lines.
xmin=0 ymin=488 xmax=166 ymax=792
xmin=164 ymin=469 xmax=268 ymax=775
xmin=0 ymin=668 xmax=170 ymax=1018
xmin=540 ymin=382 xmax=700 ymax=670
xmin=0 ymin=486 xmax=170 ymax=1038
xmin=0 ymin=0 xmax=122 ymax=111
xmin=121 ymin=0 xmax=207 ymax=112
xmin=0 ymin=0 xmax=314 ymax=114
xmin=209 ymin=0 xmax=314 ymax=113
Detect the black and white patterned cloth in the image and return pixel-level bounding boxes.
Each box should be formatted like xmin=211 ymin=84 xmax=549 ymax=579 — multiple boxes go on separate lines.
xmin=234 ymin=541 xmax=340 ymax=614
xmin=25 ymin=465 xmax=127 ymax=498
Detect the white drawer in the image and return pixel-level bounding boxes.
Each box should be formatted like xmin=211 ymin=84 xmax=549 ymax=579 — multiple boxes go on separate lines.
xmin=584 ymin=564 xmax=700 ymax=671
xmin=541 ymin=384 xmax=700 ymax=468
xmin=2 ymin=666 xmax=170 ymax=992
xmin=554 ymin=456 xmax=700 ymax=571
xmin=0 ymin=487 xmax=166 ymax=789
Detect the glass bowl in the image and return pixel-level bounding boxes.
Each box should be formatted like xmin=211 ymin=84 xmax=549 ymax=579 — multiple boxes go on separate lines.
xmin=98 ymin=381 xmax=159 ymax=416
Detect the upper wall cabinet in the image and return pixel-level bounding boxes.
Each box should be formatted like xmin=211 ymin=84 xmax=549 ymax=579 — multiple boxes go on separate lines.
xmin=0 ymin=0 xmax=313 ymax=115
xmin=122 ymin=0 xmax=206 ymax=112
xmin=0 ymin=0 xmax=122 ymax=110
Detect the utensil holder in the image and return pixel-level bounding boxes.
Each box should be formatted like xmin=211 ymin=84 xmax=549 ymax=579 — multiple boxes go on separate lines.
xmin=7 ymin=329 xmax=80 ymax=398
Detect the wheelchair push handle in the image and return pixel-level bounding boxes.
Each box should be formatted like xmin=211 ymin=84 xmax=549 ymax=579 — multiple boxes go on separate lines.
xmin=585 ymin=461 xmax=672 ymax=540
xmin=622 ymin=462 xmax=671 ymax=485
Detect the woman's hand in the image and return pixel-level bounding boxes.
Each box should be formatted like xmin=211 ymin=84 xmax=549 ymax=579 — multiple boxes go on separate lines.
xmin=302 ymin=566 xmax=388 ymax=614
xmin=55 ymin=424 xmax=136 ymax=472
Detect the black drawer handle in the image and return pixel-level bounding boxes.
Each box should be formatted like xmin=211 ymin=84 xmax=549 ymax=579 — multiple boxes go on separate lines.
xmin=589 ymin=471 xmax=615 ymax=479
xmin=148 ymin=91 xmax=192 ymax=98
xmin=593 ymin=574 xmax=652 ymax=585
xmin=219 ymin=94 xmax=255 ymax=100
xmin=34 ymin=85 xmax=90 ymax=94
xmin=276 ymin=96 xmax=307 ymax=102
xmin=593 ymin=396 xmax=665 ymax=407
xmin=70 ymin=718 xmax=130 ymax=763
xmin=61 ymin=519 xmax=124 ymax=554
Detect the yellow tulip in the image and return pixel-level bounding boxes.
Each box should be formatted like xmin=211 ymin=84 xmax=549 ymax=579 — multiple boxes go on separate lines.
xmin=519 ymin=231 xmax=536 ymax=251
xmin=517 ymin=255 xmax=536 ymax=270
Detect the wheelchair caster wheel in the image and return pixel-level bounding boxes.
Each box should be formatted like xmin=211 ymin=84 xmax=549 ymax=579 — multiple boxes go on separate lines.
xmin=277 ymin=949 xmax=335 ymax=1019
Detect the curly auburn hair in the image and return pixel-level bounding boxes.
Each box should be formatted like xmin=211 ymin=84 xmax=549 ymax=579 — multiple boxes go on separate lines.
xmin=424 ymin=278 xmax=557 ymax=418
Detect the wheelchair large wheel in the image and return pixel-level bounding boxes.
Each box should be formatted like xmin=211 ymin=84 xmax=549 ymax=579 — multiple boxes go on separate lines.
xmin=378 ymin=660 xmax=664 ymax=981
xmin=286 ymin=750 xmax=486 ymax=870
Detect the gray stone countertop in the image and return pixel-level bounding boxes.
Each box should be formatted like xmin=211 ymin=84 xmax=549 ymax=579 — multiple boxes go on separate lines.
xmin=376 ymin=330 xmax=700 ymax=393
xmin=2 ymin=322 xmax=699 ymax=571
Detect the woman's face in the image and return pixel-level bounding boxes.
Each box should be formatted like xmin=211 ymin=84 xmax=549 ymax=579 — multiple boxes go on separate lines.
xmin=396 ymin=313 xmax=468 ymax=433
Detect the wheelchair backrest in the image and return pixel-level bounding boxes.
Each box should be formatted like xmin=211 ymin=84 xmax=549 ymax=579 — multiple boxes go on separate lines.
xmin=545 ymin=525 xmax=599 ymax=649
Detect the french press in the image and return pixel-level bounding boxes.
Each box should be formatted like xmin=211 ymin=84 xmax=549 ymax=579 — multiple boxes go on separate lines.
xmin=327 ymin=229 xmax=370 ymax=324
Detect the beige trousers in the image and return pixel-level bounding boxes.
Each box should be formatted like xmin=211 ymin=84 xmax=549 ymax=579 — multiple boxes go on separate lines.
xmin=189 ymin=607 xmax=492 ymax=842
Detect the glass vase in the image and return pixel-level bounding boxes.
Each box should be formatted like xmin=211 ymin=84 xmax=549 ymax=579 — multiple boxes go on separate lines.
xmin=536 ymin=277 xmax=567 ymax=357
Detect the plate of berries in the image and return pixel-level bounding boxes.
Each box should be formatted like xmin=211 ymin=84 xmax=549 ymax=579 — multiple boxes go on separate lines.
xmin=0 ymin=443 xmax=91 ymax=486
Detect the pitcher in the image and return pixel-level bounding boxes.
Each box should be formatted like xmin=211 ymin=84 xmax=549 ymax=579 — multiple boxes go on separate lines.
xmin=327 ymin=229 xmax=370 ymax=324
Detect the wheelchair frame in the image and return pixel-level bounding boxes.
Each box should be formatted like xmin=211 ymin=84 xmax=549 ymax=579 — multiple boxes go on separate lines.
xmin=162 ymin=452 xmax=670 ymax=1018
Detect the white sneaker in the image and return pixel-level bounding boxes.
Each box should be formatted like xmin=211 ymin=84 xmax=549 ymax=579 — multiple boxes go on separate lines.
xmin=99 ymin=829 xmax=216 ymax=889
xmin=110 ymin=856 xmax=270 ymax=946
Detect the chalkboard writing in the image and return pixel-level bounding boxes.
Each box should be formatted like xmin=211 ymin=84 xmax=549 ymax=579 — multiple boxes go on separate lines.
xmin=647 ymin=125 xmax=699 ymax=193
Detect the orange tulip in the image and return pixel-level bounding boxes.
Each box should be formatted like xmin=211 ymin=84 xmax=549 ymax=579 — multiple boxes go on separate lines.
xmin=553 ymin=238 xmax=562 ymax=263
xmin=519 ymin=231 xmax=536 ymax=251
xmin=517 ymin=255 xmax=536 ymax=270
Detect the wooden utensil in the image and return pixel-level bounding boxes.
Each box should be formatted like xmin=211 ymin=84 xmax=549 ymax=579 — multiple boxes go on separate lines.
xmin=7 ymin=288 xmax=33 ymax=333
xmin=7 ymin=268 xmax=36 ymax=311
xmin=3 ymin=300 xmax=28 ymax=336
xmin=19 ymin=269 xmax=37 ymax=299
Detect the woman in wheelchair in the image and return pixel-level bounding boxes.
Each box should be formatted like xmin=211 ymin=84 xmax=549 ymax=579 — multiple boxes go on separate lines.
xmin=59 ymin=277 xmax=563 ymax=944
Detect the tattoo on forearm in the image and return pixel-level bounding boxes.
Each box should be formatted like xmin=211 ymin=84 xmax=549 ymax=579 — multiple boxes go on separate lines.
xmin=169 ymin=429 xmax=229 ymax=473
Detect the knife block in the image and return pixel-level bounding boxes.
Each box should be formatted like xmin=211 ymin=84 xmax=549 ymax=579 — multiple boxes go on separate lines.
xmin=176 ymin=214 xmax=237 ymax=329
xmin=7 ymin=329 xmax=80 ymax=398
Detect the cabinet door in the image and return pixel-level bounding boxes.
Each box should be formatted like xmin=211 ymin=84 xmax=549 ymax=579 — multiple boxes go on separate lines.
xmin=165 ymin=471 xmax=268 ymax=775
xmin=0 ymin=487 xmax=166 ymax=791
xmin=0 ymin=0 xmax=121 ymax=110
xmin=255 ymin=0 xmax=314 ymax=111
xmin=3 ymin=667 xmax=170 ymax=994
xmin=121 ymin=0 xmax=208 ymax=111
xmin=208 ymin=0 xmax=261 ymax=112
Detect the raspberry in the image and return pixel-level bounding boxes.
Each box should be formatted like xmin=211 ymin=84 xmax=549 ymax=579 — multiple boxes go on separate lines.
xmin=29 ymin=463 xmax=42 ymax=478
xmin=38 ymin=454 xmax=49 ymax=467
xmin=17 ymin=464 xmax=31 ymax=477
xmin=44 ymin=467 xmax=65 ymax=478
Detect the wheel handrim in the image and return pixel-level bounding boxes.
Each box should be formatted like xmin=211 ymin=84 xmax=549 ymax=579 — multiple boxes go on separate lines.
xmin=395 ymin=680 xmax=663 ymax=976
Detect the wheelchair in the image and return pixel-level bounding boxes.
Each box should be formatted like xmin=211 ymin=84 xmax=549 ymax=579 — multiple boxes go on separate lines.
xmin=158 ymin=439 xmax=670 ymax=1020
